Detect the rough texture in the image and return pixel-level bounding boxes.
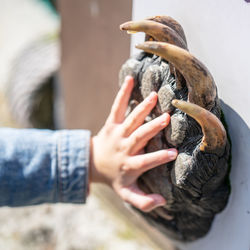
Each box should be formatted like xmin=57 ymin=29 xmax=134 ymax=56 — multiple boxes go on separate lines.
xmin=119 ymin=22 xmax=231 ymax=241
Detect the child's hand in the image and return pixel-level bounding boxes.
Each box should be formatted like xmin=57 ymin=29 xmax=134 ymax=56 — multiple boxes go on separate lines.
xmin=90 ymin=76 xmax=177 ymax=212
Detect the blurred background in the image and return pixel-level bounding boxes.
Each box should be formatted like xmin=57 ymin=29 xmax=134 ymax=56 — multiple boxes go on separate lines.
xmin=0 ymin=0 xmax=168 ymax=249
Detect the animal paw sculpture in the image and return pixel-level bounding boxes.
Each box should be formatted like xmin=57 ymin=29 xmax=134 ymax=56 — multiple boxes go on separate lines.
xmin=119 ymin=16 xmax=231 ymax=241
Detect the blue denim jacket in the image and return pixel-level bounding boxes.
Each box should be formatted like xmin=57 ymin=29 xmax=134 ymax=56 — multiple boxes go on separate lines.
xmin=0 ymin=128 xmax=90 ymax=206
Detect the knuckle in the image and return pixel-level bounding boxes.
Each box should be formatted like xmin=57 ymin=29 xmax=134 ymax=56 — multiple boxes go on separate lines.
xmin=134 ymin=100 xmax=150 ymax=115
xmin=120 ymin=161 xmax=133 ymax=173
xmin=121 ymin=158 xmax=142 ymax=173
xmin=118 ymin=138 xmax=129 ymax=153
xmin=131 ymin=133 xmax=141 ymax=146
xmin=156 ymin=151 xmax=169 ymax=163
xmin=137 ymin=158 xmax=146 ymax=169
xmin=104 ymin=123 xmax=116 ymax=136
xmin=114 ymin=125 xmax=124 ymax=138
xmin=130 ymin=158 xmax=146 ymax=172
xmin=139 ymin=102 xmax=151 ymax=114
xmin=128 ymin=115 xmax=138 ymax=126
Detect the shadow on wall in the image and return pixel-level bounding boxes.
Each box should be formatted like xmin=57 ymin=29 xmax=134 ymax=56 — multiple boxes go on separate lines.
xmin=182 ymin=101 xmax=250 ymax=250
xmin=221 ymin=100 xmax=250 ymax=193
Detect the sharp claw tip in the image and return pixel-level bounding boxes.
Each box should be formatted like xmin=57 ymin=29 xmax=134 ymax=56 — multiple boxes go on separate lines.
xmin=120 ymin=21 xmax=132 ymax=30
xmin=119 ymin=24 xmax=125 ymax=30
xmin=120 ymin=23 xmax=138 ymax=34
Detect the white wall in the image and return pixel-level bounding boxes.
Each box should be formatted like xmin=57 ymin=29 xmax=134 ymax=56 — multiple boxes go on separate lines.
xmin=131 ymin=1 xmax=250 ymax=249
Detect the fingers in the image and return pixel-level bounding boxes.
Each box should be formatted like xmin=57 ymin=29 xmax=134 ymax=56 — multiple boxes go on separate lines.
xmin=118 ymin=184 xmax=166 ymax=212
xmin=128 ymin=112 xmax=170 ymax=154
xmin=122 ymin=92 xmax=158 ymax=136
xmin=107 ymin=76 xmax=134 ymax=124
xmin=126 ymin=148 xmax=178 ymax=175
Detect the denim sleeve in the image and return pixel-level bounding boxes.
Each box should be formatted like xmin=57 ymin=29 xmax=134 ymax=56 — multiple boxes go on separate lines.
xmin=0 ymin=128 xmax=90 ymax=207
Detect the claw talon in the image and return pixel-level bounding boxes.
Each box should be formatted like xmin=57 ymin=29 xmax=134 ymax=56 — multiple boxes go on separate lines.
xmin=172 ymin=99 xmax=227 ymax=155
xmin=120 ymin=20 xmax=187 ymax=49
xmin=136 ymin=41 xmax=217 ymax=110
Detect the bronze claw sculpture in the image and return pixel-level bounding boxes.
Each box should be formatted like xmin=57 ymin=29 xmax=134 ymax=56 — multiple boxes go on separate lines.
xmin=119 ymin=15 xmax=231 ymax=241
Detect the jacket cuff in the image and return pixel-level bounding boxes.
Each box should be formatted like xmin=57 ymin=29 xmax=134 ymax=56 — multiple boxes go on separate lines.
xmin=57 ymin=130 xmax=90 ymax=203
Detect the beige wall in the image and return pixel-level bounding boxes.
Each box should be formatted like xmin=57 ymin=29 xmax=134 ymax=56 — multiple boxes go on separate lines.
xmin=59 ymin=0 xmax=132 ymax=133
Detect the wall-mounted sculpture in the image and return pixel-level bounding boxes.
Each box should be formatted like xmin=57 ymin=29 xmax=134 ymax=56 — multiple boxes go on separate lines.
xmin=119 ymin=15 xmax=231 ymax=241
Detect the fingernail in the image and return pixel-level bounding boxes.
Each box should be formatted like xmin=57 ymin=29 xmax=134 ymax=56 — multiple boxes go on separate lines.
xmin=161 ymin=113 xmax=168 ymax=126
xmin=168 ymin=149 xmax=178 ymax=160
xmin=155 ymin=197 xmax=166 ymax=207
xmin=147 ymin=92 xmax=157 ymax=102
xmin=125 ymin=75 xmax=132 ymax=82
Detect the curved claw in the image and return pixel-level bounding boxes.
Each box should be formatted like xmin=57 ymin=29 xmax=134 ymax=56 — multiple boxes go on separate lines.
xmin=136 ymin=41 xmax=217 ymax=110
xmin=120 ymin=20 xmax=187 ymax=50
xmin=172 ymin=99 xmax=227 ymax=156
xmin=146 ymin=15 xmax=187 ymax=47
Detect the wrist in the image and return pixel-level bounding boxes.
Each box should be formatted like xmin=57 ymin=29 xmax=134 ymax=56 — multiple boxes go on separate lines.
xmin=89 ymin=136 xmax=106 ymax=184
xmin=89 ymin=136 xmax=97 ymax=183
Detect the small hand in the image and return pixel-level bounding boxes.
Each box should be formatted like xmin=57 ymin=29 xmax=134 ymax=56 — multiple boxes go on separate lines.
xmin=90 ymin=76 xmax=178 ymax=212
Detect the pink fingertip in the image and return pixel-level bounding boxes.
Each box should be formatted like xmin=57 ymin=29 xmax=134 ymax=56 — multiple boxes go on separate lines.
xmin=147 ymin=91 xmax=158 ymax=103
xmin=124 ymin=75 xmax=134 ymax=83
xmin=149 ymin=194 xmax=166 ymax=207
xmin=155 ymin=197 xmax=166 ymax=206
xmin=168 ymin=148 xmax=178 ymax=160
xmin=161 ymin=113 xmax=170 ymax=126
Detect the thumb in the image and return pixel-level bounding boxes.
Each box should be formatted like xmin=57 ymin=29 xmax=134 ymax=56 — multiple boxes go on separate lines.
xmin=118 ymin=184 xmax=166 ymax=212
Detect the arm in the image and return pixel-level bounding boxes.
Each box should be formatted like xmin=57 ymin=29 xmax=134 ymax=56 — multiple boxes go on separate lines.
xmin=0 ymin=128 xmax=90 ymax=206
xmin=0 ymin=76 xmax=177 ymax=211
